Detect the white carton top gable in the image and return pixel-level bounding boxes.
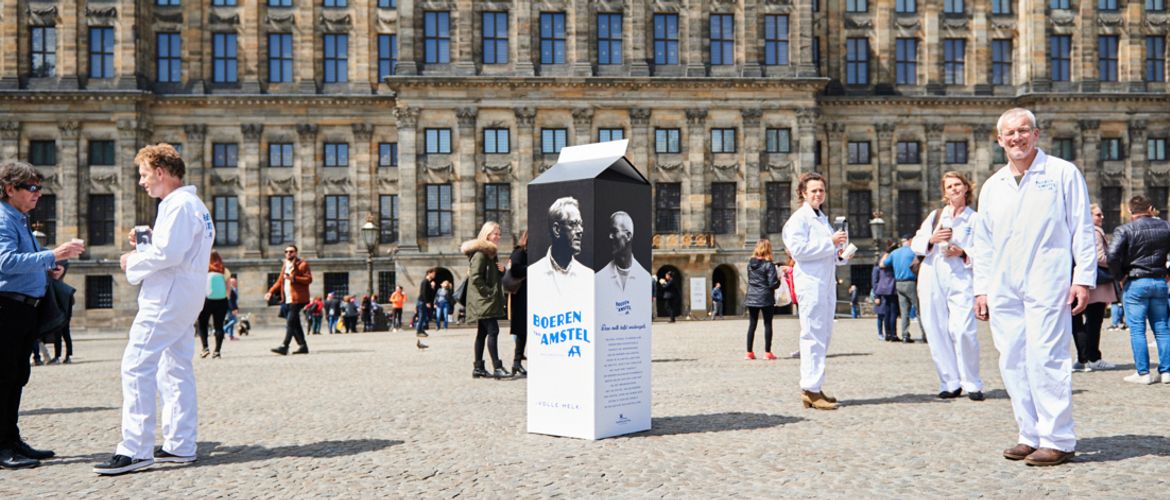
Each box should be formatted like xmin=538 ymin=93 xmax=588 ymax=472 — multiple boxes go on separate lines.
xmin=530 ymin=139 xmax=648 ymax=185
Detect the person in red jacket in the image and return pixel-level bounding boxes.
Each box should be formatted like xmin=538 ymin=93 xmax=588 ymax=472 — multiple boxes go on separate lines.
xmin=265 ymin=245 xmax=313 ymax=355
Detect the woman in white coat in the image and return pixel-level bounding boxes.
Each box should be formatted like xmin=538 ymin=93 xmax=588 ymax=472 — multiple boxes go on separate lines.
xmin=911 ymin=171 xmax=984 ymax=401
xmin=782 ymin=172 xmax=849 ymax=410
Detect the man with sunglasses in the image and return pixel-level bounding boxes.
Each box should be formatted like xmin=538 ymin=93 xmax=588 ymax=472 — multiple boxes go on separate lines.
xmin=92 ymin=144 xmax=214 ymax=475
xmin=266 ymin=245 xmax=312 ymax=355
xmin=0 ymin=161 xmax=85 ymax=469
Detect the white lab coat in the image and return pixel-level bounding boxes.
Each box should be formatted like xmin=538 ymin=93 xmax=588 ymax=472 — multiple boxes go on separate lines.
xmin=117 ymin=186 xmax=214 ymax=459
xmin=782 ymin=203 xmax=847 ymax=393
xmin=911 ymin=206 xmax=983 ymax=393
xmin=971 ymin=149 xmax=1096 ymax=452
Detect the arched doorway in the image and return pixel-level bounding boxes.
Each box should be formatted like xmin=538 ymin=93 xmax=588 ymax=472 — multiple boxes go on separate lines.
xmin=433 ymin=267 xmax=454 ymax=290
xmin=712 ymin=264 xmax=738 ymax=317
xmin=655 ymin=265 xmax=684 ymax=318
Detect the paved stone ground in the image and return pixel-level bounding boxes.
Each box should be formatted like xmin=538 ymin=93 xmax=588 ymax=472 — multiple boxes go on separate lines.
xmin=6 ymin=317 xmax=1170 ymax=497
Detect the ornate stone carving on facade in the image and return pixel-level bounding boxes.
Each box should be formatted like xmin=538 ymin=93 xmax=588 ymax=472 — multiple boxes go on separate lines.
xmin=876 ymin=123 xmax=896 ymax=137
xmin=685 ymin=108 xmax=707 ymax=125
xmin=629 ymin=108 xmax=651 ymax=127
xmin=1147 ymin=164 xmax=1170 ymax=184
xmin=210 ymin=172 xmax=244 ymax=190
xmin=320 ymin=14 xmax=352 ymax=33
xmin=117 ymin=119 xmax=149 ymax=139
xmin=242 ymin=124 xmax=264 ymax=141
xmin=741 ymin=108 xmax=763 ymax=127
xmin=796 ymin=108 xmax=818 ymax=128
xmin=320 ymin=176 xmax=352 ymax=189
xmin=377 ymin=177 xmax=398 ymax=189
xmin=1078 ymin=119 xmax=1100 ymax=131
xmin=651 ymin=0 xmax=682 ymax=13
xmin=974 ymin=125 xmax=994 ymax=140
xmin=763 ymin=0 xmax=794 ymax=12
xmin=710 ymin=0 xmax=737 ymax=11
xmin=154 ymin=11 xmax=183 ymax=24
xmin=990 ymin=20 xmax=1015 ymax=31
xmin=1103 ymin=161 xmax=1125 ymax=176
xmin=183 ymin=124 xmax=207 ymax=141
xmin=59 ymin=121 xmax=80 ymax=140
xmin=425 ymin=159 xmax=453 ymax=172
xmin=266 ymin=176 xmax=298 ymax=192
xmin=376 ymin=13 xmax=395 ymax=32
xmin=896 ymin=170 xmax=921 ymax=181
xmin=0 ymin=121 xmax=19 ymax=140
xmin=925 ymin=123 xmax=945 ymax=138
xmin=844 ymin=16 xmax=873 ymax=30
xmin=456 ymin=108 xmax=478 ymax=129
xmin=1039 ymin=120 xmax=1053 ymax=132
xmin=1050 ymin=10 xmax=1076 ymax=27
xmin=657 ymin=162 xmax=683 ymax=172
xmin=481 ymin=163 xmax=513 ymax=175
xmin=572 ymin=108 xmax=594 ymax=128
xmin=394 ymin=107 xmax=419 ymax=129
xmin=766 ymin=160 xmax=791 ymax=175
xmin=825 ymin=123 xmax=846 ymax=134
xmin=1146 ymin=13 xmax=1170 ymax=31
xmin=352 ymin=123 xmax=374 ymax=141
xmin=894 ymin=16 xmax=920 ymax=30
xmin=538 ymin=163 xmax=554 ymax=173
xmin=208 ymin=12 xmax=240 ymax=26
xmin=1129 ymin=119 xmax=1148 ymax=143
xmin=712 ymin=163 xmax=739 ymax=174
xmin=86 ymin=6 xmax=117 ymax=20
xmin=942 ymin=17 xmax=969 ymax=30
xmin=514 ymin=107 xmax=537 ymax=127
xmin=27 ymin=6 xmax=59 ymax=25
xmin=846 ymin=171 xmax=872 ymax=182
xmin=40 ymin=172 xmax=62 ymax=190
xmin=266 ymin=13 xmax=296 ymax=31
xmin=296 ymin=124 xmax=319 ymax=140
xmin=1096 ymin=13 xmax=1125 ymax=28
xmin=90 ymin=172 xmax=119 ymax=192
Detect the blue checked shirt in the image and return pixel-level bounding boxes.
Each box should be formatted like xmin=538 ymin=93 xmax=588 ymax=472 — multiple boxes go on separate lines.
xmin=0 ymin=200 xmax=56 ymax=298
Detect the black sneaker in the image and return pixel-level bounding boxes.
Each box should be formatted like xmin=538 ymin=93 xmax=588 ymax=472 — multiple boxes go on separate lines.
xmin=292 ymin=345 xmax=309 ymax=355
xmin=271 ymin=345 xmax=289 ymax=356
xmin=12 ymin=439 xmax=54 ymax=460
xmin=93 ymin=454 xmax=154 ymax=475
xmin=153 ymin=446 xmax=196 ymax=463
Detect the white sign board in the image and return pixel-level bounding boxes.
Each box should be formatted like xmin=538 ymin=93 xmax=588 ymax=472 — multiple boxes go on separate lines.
xmin=690 ymin=277 xmax=707 ymax=311
xmin=527 ymin=140 xmax=652 ymax=440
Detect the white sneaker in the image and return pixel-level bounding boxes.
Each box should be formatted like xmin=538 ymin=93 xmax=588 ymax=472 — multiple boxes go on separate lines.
xmin=1087 ymin=359 xmax=1116 ymax=371
xmin=1123 ymin=372 xmax=1155 ymax=385
xmin=1162 ymin=372 xmax=1170 ymax=384
xmin=1072 ymin=362 xmax=1091 ymax=373
xmin=788 ymin=350 xmax=801 ymax=359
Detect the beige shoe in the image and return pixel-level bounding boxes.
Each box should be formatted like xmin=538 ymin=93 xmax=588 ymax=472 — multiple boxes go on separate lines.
xmin=1161 ymin=372 xmax=1170 ymax=384
xmin=1124 ymin=372 xmax=1155 ymax=385
xmin=801 ymin=390 xmax=839 ymax=410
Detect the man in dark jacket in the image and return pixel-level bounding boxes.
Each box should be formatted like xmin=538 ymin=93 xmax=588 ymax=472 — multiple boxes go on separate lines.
xmin=1107 ymin=195 xmax=1170 ymax=385
xmin=416 ymin=268 xmax=436 ymax=337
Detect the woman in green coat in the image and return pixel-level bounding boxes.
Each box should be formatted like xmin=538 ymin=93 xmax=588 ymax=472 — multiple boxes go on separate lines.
xmin=461 ymin=221 xmax=510 ymax=378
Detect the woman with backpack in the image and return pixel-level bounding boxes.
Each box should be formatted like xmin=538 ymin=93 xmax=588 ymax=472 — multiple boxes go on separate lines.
xmin=744 ymin=239 xmax=780 ymax=360
xmin=462 ymin=221 xmax=510 ymax=379
xmin=197 ymin=251 xmax=230 ymax=358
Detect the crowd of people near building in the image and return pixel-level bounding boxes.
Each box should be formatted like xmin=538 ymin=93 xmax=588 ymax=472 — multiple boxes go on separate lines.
xmin=5 ymin=108 xmax=1170 ymax=473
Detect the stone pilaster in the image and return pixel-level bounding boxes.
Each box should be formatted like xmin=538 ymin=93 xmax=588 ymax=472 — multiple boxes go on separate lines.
xmin=58 ymin=122 xmax=82 ymax=242
xmin=453 ymin=1 xmax=477 ymax=75
xmin=0 ymin=0 xmax=16 ymax=88
xmin=971 ymin=124 xmax=995 ymax=188
xmin=875 ymin=122 xmax=896 ymax=217
xmin=184 ymin=125 xmax=209 ymax=198
xmin=741 ymin=108 xmax=763 ymax=244
xmin=513 ymin=3 xmax=536 ymax=75
xmin=294 ymin=123 xmax=317 ymax=256
xmin=684 ymin=1 xmax=706 ymax=77
xmin=242 ymin=123 xmax=265 ymax=257
xmin=353 ymin=123 xmax=375 ymax=249
xmin=295 ymin=3 xmax=319 ymax=91
xmin=628 ymin=0 xmax=650 ymax=76
xmin=925 ymin=123 xmax=945 ymax=201
xmin=456 ymin=107 xmax=478 ymax=240
xmin=1129 ymin=119 xmax=1149 ymax=196
xmin=116 ymin=120 xmax=141 ymax=246
xmin=572 ymin=2 xmax=593 ymax=76
xmin=1079 ymin=119 xmax=1101 ymax=195
xmin=824 ymin=122 xmax=846 ymax=213
xmin=515 ymin=108 xmax=537 ymax=235
xmin=395 ymin=107 xmax=421 ymax=250
xmin=184 ymin=0 xmax=206 ymax=93
xmin=797 ymin=0 xmax=817 ymax=77
xmin=239 ymin=0 xmax=261 ymax=93
xmin=970 ymin=0 xmax=990 ymax=92
xmin=923 ymin=1 xmax=942 ymax=93
xmin=0 ymin=121 xmax=19 ymax=159
xmin=116 ymin=0 xmax=139 ymax=89
xmin=572 ymin=107 xmax=594 ymax=146
xmin=741 ymin=0 xmax=761 ymax=77
xmin=629 ymin=108 xmax=652 ymax=179
xmin=685 ymin=108 xmax=708 ymax=232
xmin=796 ymin=107 xmax=818 ymax=173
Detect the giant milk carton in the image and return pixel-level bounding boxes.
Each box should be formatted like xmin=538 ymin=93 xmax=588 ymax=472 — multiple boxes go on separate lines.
xmin=526 ymin=140 xmax=652 ymax=440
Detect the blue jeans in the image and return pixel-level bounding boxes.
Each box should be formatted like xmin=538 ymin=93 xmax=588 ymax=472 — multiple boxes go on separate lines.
xmin=1122 ymin=278 xmax=1170 ymax=375
xmin=224 ymin=311 xmax=237 ymax=336
xmin=1110 ymin=302 xmax=1125 ymax=327
xmin=416 ymin=300 xmax=430 ymax=332
xmin=850 ymin=304 xmax=859 ymax=318
xmin=327 ymin=314 xmax=339 ymax=334
xmin=436 ymin=300 xmax=450 ymax=329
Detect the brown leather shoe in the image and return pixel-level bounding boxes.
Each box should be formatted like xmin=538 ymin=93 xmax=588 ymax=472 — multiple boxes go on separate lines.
xmin=801 ymin=390 xmax=839 ymax=410
xmin=1002 ymin=443 xmax=1037 ymax=461
xmin=820 ymin=391 xmax=838 ymax=403
xmin=1024 ymin=448 xmax=1075 ymax=466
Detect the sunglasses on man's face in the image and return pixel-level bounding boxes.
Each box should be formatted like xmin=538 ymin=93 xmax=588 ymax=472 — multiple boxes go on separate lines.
xmin=16 ymin=183 xmax=42 ymax=193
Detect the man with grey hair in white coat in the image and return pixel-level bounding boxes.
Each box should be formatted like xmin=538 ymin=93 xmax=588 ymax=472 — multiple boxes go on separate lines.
xmin=94 ymin=144 xmax=214 ymax=476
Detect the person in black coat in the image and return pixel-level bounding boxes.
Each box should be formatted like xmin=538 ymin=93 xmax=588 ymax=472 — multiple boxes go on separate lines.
xmin=659 ymin=272 xmax=679 ymax=322
xmin=508 ymin=231 xmax=529 ymax=376
xmin=416 ymin=268 xmax=436 ymax=337
xmin=744 ymin=239 xmax=780 ymax=360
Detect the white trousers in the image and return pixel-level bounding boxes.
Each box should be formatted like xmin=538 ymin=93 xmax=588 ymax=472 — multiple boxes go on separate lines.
xmin=988 ymin=291 xmax=1076 ymax=452
xmin=797 ymin=286 xmax=835 ymax=393
xmin=117 ymin=308 xmax=198 ymax=459
xmin=919 ymin=268 xmax=983 ymax=393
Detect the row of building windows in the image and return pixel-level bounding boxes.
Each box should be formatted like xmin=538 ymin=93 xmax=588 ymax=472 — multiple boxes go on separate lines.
xmin=850 ymin=0 xmax=1169 ymax=14
xmin=24 ymin=135 xmax=1169 ymax=171
xmin=27 ymin=12 xmax=797 ymax=82
xmin=156 ymin=0 xmax=398 ymax=6
xmin=846 ymin=35 xmax=1169 ymax=86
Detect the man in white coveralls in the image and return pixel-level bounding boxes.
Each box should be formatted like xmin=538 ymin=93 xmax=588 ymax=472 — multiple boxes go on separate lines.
xmin=972 ymin=108 xmax=1096 ymax=467
xmin=94 ymin=144 xmax=214 ymax=476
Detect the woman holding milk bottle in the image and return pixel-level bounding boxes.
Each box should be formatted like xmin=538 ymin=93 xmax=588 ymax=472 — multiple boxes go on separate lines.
xmin=910 ymin=171 xmax=984 ymax=401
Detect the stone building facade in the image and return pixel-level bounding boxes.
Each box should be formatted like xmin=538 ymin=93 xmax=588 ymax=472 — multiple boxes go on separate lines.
xmin=0 ymin=0 xmax=1167 ymax=328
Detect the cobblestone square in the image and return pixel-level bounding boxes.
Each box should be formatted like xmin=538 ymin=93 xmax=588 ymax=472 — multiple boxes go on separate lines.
xmin=7 ymin=318 xmax=1170 ymax=496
